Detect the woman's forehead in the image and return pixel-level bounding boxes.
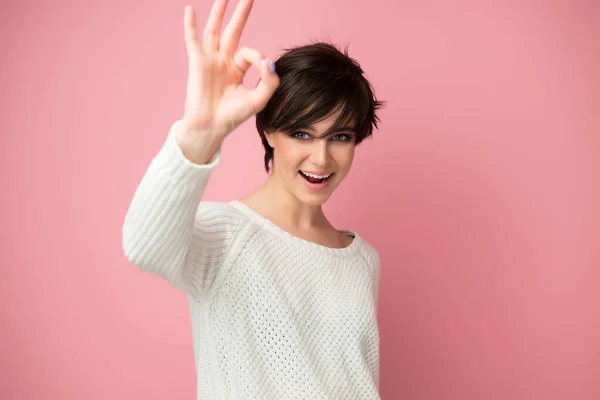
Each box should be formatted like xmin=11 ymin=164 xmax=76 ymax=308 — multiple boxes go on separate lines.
xmin=303 ymin=108 xmax=356 ymax=133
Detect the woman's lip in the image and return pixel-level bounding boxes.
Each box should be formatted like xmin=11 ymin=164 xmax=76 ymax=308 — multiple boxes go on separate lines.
xmin=298 ymin=171 xmax=332 ymax=190
xmin=299 ymin=170 xmax=334 ymax=176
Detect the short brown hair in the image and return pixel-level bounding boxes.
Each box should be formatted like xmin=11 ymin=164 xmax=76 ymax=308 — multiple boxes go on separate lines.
xmin=255 ymin=41 xmax=384 ymax=173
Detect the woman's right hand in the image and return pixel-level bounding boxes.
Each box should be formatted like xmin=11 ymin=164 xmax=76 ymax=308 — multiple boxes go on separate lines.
xmin=177 ymin=0 xmax=280 ymax=164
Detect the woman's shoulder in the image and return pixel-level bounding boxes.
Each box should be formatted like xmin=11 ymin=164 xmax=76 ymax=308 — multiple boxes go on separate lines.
xmin=196 ymin=200 xmax=249 ymax=225
xmin=353 ymin=233 xmax=381 ymax=268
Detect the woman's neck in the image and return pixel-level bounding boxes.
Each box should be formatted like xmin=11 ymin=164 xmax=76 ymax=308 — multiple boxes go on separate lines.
xmin=241 ymin=175 xmax=331 ymax=232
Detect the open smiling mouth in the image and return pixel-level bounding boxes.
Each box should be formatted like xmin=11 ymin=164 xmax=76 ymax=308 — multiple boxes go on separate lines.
xmin=298 ymin=171 xmax=334 ymax=184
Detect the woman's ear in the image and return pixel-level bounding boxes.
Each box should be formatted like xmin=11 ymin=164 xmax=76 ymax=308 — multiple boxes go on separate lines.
xmin=265 ymin=131 xmax=276 ymax=148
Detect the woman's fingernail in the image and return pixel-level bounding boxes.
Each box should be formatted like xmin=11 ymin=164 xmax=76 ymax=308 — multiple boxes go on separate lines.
xmin=260 ymin=59 xmax=265 ymax=67
xmin=269 ymin=60 xmax=276 ymax=73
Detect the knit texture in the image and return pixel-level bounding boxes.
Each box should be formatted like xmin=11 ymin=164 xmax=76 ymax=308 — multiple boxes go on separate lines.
xmin=122 ymin=120 xmax=382 ymax=399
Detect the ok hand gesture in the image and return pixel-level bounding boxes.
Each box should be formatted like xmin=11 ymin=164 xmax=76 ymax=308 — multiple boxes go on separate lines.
xmin=178 ymin=0 xmax=280 ymax=164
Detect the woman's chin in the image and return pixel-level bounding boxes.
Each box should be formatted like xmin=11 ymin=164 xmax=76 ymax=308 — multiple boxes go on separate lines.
xmin=301 ymin=195 xmax=330 ymax=207
xmin=295 ymin=186 xmax=335 ymax=206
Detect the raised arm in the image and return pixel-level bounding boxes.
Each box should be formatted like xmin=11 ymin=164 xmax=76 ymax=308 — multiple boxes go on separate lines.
xmin=122 ymin=0 xmax=279 ymax=295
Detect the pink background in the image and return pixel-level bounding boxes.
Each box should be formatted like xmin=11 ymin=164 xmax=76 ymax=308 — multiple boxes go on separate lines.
xmin=1 ymin=0 xmax=598 ymax=399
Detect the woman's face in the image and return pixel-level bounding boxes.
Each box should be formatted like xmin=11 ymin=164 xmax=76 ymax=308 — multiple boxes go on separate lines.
xmin=266 ymin=109 xmax=356 ymax=206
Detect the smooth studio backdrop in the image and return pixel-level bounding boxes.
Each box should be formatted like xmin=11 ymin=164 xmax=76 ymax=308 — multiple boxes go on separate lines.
xmin=1 ymin=0 xmax=598 ymax=399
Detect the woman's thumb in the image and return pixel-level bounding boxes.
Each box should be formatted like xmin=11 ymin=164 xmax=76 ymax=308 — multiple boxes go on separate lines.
xmin=248 ymin=58 xmax=280 ymax=113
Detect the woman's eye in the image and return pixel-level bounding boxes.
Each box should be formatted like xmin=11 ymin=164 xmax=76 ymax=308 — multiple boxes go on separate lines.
xmin=293 ymin=131 xmax=310 ymax=140
xmin=332 ymin=134 xmax=353 ymax=142
xmin=291 ymin=132 xmax=354 ymax=141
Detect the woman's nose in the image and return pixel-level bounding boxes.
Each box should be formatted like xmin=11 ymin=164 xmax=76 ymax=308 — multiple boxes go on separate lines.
xmin=310 ymin=139 xmax=331 ymax=166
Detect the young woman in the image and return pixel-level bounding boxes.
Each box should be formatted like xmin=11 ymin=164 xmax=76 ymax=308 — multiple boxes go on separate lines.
xmin=122 ymin=0 xmax=384 ymax=398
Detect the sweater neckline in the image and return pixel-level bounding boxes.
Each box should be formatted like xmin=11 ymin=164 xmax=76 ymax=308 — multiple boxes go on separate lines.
xmin=229 ymin=200 xmax=361 ymax=256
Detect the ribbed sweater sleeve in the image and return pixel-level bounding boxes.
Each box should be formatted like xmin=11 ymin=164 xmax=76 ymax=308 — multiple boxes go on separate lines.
xmin=122 ymin=120 xmax=241 ymax=297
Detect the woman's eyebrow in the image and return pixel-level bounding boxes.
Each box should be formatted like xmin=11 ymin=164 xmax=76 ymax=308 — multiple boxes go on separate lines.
xmin=302 ymin=126 xmax=356 ymax=137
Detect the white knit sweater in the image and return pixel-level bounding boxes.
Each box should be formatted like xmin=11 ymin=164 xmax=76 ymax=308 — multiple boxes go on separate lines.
xmin=122 ymin=121 xmax=382 ymax=399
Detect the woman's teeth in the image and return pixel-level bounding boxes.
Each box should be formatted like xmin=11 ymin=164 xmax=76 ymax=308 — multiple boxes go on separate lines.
xmin=300 ymin=171 xmax=331 ymax=179
xmin=299 ymin=170 xmax=332 ymax=184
